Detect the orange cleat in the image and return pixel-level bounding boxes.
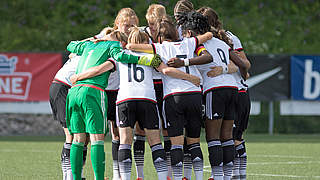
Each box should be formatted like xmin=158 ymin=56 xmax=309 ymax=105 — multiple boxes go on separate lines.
xmin=182 ymin=177 xmax=189 ymax=180
xmin=167 ymin=176 xmax=171 ymax=180
xmin=136 ymin=178 xmax=143 ymax=180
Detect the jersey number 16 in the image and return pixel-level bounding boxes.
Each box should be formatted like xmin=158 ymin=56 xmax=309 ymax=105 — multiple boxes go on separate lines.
xmin=128 ymin=63 xmax=144 ymax=82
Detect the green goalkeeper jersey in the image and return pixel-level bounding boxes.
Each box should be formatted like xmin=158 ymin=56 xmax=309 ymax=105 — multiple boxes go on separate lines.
xmin=67 ymin=40 xmax=140 ymax=88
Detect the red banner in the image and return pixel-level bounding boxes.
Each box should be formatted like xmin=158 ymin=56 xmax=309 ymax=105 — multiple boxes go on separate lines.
xmin=0 ymin=53 xmax=62 ymax=101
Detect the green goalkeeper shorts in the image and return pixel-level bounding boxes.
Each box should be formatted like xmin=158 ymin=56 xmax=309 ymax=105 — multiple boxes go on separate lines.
xmin=66 ymin=84 xmax=108 ymax=134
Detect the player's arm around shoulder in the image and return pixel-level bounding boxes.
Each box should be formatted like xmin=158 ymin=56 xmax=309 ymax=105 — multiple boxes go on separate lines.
xmin=167 ymin=46 xmax=213 ymax=68
xmin=67 ymin=41 xmax=91 ymax=56
xmin=229 ymin=50 xmax=250 ymax=80
xmin=156 ymin=62 xmax=200 ymax=87
xmin=110 ymin=43 xmax=161 ymax=68
xmin=70 ymin=60 xmax=115 ymax=85
xmin=126 ymin=43 xmax=154 ymax=54
xmin=207 ymin=61 xmax=239 ymax=78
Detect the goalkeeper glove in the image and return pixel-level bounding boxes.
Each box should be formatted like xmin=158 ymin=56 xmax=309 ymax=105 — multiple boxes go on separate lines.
xmin=138 ymin=54 xmax=162 ymax=68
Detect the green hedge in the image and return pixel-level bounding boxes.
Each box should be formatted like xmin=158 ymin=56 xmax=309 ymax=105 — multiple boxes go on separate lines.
xmin=1 ymin=0 xmax=320 ymax=54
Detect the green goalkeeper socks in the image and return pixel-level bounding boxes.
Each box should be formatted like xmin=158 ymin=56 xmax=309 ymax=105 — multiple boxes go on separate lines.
xmin=70 ymin=142 xmax=84 ymax=180
xmin=91 ymin=141 xmax=105 ymax=180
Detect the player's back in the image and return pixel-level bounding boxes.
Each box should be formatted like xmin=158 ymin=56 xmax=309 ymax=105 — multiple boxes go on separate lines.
xmin=153 ymin=37 xmax=201 ymax=98
xmin=75 ymin=41 xmax=121 ymax=88
xmin=116 ymin=50 xmax=156 ymax=104
xmin=197 ymin=37 xmax=237 ymax=94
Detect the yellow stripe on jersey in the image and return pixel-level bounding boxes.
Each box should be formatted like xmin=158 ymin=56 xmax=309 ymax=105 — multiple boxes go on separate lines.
xmin=196 ymin=47 xmax=206 ymax=56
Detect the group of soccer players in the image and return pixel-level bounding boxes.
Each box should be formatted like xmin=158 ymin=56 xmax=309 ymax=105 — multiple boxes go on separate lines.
xmin=49 ymin=1 xmax=251 ymax=180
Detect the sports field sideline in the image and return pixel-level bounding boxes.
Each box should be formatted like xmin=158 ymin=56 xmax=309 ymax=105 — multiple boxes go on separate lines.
xmin=0 ymin=134 xmax=319 ymax=180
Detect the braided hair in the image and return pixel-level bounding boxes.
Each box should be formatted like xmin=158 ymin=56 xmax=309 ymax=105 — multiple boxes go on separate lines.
xmin=180 ymin=11 xmax=210 ymax=35
xmin=174 ymin=0 xmax=194 ymax=25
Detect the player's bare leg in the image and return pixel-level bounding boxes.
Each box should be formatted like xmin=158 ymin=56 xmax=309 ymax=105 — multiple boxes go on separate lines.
xmin=170 ymin=135 xmax=184 ymax=180
xmin=205 ymin=118 xmax=223 ymax=180
xmin=220 ymin=120 xmax=235 ymax=180
xmin=145 ymin=129 xmax=168 ymax=180
xmin=119 ymin=127 xmax=133 ymax=180
xmin=133 ymin=123 xmax=145 ymax=180
xmin=110 ymin=121 xmax=121 ymax=180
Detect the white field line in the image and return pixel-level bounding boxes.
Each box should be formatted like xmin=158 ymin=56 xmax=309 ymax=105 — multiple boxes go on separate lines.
xmin=249 ymin=173 xmax=320 ymax=179
xmin=204 ymin=166 xmax=320 ymax=179
xmin=250 ymin=154 xmax=314 ymax=159
xmin=248 ymin=161 xmax=320 ymax=165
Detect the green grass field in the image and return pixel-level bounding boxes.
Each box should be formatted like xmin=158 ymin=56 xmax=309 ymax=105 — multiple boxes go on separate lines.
xmin=0 ymin=134 xmax=319 ymax=180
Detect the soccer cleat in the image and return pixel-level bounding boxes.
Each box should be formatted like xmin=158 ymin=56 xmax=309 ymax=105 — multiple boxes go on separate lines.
xmin=182 ymin=177 xmax=189 ymax=180
xmin=208 ymin=178 xmax=214 ymax=180
xmin=136 ymin=178 xmax=143 ymax=180
xmin=167 ymin=176 xmax=171 ymax=180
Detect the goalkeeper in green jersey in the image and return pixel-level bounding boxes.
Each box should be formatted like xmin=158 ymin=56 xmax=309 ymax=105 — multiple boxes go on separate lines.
xmin=65 ymin=30 xmax=161 ymax=180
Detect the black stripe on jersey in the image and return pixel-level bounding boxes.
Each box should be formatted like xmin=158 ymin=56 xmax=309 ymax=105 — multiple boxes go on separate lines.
xmin=226 ymin=31 xmax=232 ymax=37
xmin=144 ymin=26 xmax=155 ymax=43
xmin=194 ymin=37 xmax=199 ymax=48
xmin=240 ymin=79 xmax=248 ymax=87
xmin=151 ymin=43 xmax=156 ymax=54
xmin=107 ymin=59 xmax=116 ymax=72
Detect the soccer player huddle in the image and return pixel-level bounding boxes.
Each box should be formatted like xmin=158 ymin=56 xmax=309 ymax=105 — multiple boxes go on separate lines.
xmin=49 ymin=1 xmax=251 ymax=180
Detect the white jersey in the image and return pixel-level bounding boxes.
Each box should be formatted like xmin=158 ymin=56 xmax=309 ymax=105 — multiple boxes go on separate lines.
xmin=54 ymin=56 xmax=80 ymax=86
xmin=226 ymin=30 xmax=248 ymax=90
xmin=105 ymin=58 xmax=120 ymax=91
xmin=226 ymin=31 xmax=243 ymax=51
xmin=197 ymin=37 xmax=237 ymax=94
xmin=116 ymin=50 xmax=157 ymax=104
xmin=153 ymin=37 xmax=202 ymax=98
xmin=142 ymin=26 xmax=162 ymax=80
xmin=177 ymin=26 xmax=183 ymax=40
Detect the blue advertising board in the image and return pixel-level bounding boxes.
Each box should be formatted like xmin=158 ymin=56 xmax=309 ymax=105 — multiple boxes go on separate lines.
xmin=291 ymin=55 xmax=320 ymax=100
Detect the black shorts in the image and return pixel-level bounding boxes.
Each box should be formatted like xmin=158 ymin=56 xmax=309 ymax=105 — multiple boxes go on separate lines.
xmin=49 ymin=82 xmax=70 ymax=128
xmin=205 ymin=87 xmax=237 ymax=120
xmin=106 ymin=90 xmax=118 ymax=122
xmin=233 ymin=89 xmax=251 ymax=140
xmin=163 ymin=93 xmax=202 ymax=138
xmin=154 ymin=79 xmax=164 ymax=127
xmin=117 ymin=101 xmax=160 ymax=130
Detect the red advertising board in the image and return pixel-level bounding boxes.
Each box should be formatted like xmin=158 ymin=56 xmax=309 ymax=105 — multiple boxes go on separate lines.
xmin=0 ymin=53 xmax=62 ymax=101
